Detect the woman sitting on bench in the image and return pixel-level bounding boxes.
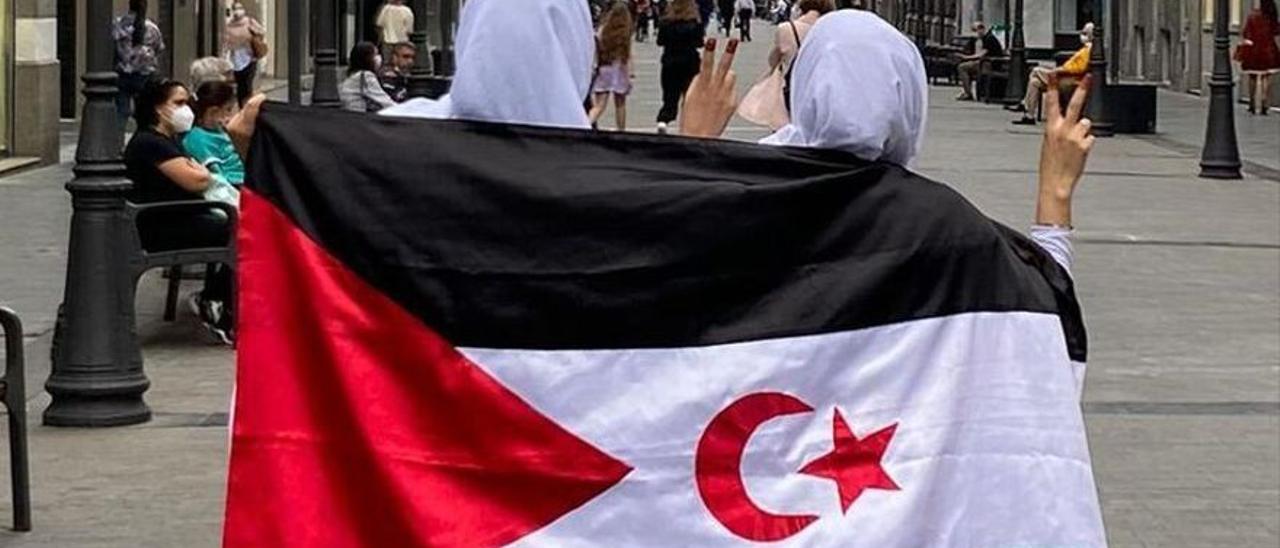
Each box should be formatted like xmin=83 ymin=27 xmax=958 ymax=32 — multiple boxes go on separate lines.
xmin=123 ymin=78 xmax=236 ymax=345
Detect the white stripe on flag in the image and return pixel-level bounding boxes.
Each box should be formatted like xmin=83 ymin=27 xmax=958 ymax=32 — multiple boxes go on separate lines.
xmin=461 ymin=311 xmax=1105 ymax=547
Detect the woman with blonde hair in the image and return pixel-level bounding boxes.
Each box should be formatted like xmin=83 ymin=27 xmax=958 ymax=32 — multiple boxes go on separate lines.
xmin=590 ymin=3 xmax=636 ymax=130
xmin=655 ymin=0 xmax=706 ymax=133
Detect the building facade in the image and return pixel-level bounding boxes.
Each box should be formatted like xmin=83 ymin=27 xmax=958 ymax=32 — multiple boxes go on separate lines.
xmin=889 ymin=0 xmax=1278 ymax=104
xmin=5 ymin=0 xmax=61 ymax=164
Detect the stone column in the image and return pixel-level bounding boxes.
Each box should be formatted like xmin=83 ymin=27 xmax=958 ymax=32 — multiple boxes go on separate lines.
xmin=14 ymin=0 xmax=62 ymax=165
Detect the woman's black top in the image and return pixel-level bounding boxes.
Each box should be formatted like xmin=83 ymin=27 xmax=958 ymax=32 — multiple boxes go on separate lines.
xmin=657 ymin=19 xmax=706 ymax=65
xmin=124 ymin=129 xmax=201 ymax=203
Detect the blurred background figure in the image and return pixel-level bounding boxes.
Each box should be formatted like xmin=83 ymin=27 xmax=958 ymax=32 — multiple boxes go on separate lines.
xmin=1239 ymin=0 xmax=1280 ymax=115
xmin=223 ymin=1 xmax=267 ymax=106
xmin=190 ymin=57 xmax=234 ymax=89
xmin=591 ymin=2 xmax=636 ymax=130
xmin=656 ymin=0 xmax=706 ymax=133
xmin=113 ymin=0 xmax=165 ymax=130
xmin=376 ymin=0 xmax=416 ymax=61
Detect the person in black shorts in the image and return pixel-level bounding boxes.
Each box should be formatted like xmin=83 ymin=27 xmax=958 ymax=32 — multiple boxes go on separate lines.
xmin=124 ymin=78 xmax=236 ymax=344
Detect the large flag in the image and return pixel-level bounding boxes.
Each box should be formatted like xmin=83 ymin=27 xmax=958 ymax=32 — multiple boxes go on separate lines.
xmin=225 ymin=104 xmax=1105 ymax=547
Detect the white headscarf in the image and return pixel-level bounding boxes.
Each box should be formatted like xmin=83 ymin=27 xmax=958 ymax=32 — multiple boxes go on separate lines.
xmin=761 ymin=11 xmax=928 ymax=166
xmin=379 ymin=0 xmax=594 ymax=129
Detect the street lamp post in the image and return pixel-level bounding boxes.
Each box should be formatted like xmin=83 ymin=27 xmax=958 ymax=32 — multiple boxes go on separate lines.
xmin=311 ymin=0 xmax=341 ymax=107
xmin=1199 ymin=0 xmax=1243 ymax=179
xmin=912 ymin=0 xmax=925 ymax=48
xmin=44 ymin=0 xmax=151 ymax=427
xmin=289 ymin=1 xmax=304 ymax=105
xmin=1003 ymin=0 xmax=1027 ymax=105
xmin=1083 ymin=0 xmax=1113 ymax=136
xmin=407 ymin=0 xmax=436 ymax=98
xmin=438 ymin=0 xmax=457 ymax=76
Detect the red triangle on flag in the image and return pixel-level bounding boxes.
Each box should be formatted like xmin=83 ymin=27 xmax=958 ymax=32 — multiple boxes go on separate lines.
xmin=224 ymin=190 xmax=632 ymax=547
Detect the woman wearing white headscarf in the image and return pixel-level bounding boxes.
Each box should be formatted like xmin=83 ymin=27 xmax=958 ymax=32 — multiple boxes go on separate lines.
xmin=377 ymin=0 xmax=595 ymax=128
xmin=680 ymin=11 xmax=1097 ymax=274
xmin=760 ymin=10 xmax=928 ymax=166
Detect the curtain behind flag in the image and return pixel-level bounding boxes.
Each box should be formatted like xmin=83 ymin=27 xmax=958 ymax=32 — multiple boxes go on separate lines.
xmin=225 ymin=104 xmax=1104 ymax=547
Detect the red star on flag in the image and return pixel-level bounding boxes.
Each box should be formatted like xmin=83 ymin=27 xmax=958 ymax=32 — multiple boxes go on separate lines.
xmin=799 ymin=409 xmax=900 ymax=513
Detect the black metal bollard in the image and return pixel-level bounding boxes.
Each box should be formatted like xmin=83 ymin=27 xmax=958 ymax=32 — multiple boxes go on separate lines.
xmin=407 ymin=0 xmax=436 ymax=98
xmin=1083 ymin=0 xmax=1113 ymax=136
xmin=311 ymin=0 xmax=341 ymax=107
xmin=1003 ymin=0 xmax=1027 ymax=106
xmin=44 ymin=0 xmax=150 ymax=427
xmin=1198 ymin=0 xmax=1243 ymax=180
xmin=45 ymin=179 xmax=151 ymax=427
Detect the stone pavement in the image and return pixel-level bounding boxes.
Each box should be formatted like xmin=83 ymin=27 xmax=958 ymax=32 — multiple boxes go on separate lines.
xmin=0 ymin=22 xmax=1277 ymax=547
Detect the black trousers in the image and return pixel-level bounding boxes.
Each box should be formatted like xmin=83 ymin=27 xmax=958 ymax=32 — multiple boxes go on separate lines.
xmin=718 ymin=3 xmax=734 ymax=34
xmin=234 ymin=61 xmax=258 ymax=106
xmin=658 ymin=60 xmax=700 ymax=123
xmin=738 ymin=9 xmax=753 ymax=40
xmin=139 ymin=209 xmax=235 ymax=325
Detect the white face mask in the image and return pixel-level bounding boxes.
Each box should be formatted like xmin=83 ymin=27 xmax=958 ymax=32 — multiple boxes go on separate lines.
xmin=169 ymin=105 xmax=196 ymax=133
xmin=233 ymin=8 xmax=246 ymax=18
xmin=374 ymin=55 xmax=383 ymax=70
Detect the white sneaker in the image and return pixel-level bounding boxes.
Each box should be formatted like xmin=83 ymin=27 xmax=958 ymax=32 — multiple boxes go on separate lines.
xmin=656 ymin=122 xmax=668 ymax=135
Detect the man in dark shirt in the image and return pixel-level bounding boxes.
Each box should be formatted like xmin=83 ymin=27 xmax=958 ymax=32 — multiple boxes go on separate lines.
xmin=955 ymin=22 xmax=1004 ymax=101
xmin=378 ymin=42 xmax=417 ymax=103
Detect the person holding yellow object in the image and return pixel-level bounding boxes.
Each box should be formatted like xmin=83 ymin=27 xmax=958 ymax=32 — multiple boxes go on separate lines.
xmin=1008 ymin=23 xmax=1093 ymax=125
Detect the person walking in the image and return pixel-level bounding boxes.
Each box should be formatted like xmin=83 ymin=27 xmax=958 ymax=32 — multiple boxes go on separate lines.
xmin=697 ymin=0 xmax=717 ymax=30
xmin=340 ymin=42 xmax=398 ymax=113
xmin=717 ymin=0 xmax=735 ymax=36
xmin=1240 ymin=0 xmax=1280 ymax=115
xmin=112 ymin=0 xmax=165 ymax=130
xmin=634 ymin=0 xmax=653 ymax=42
xmin=223 ymin=1 xmax=267 ymax=107
xmin=656 ymin=0 xmax=707 ymax=133
xmin=376 ymin=0 xmax=415 ymax=61
xmin=591 ymin=3 xmax=635 ymax=130
xmin=735 ymin=0 xmax=755 ymax=41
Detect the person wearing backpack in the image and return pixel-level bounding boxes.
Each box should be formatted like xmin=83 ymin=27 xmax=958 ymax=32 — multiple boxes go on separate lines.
xmin=112 ymin=0 xmax=166 ymax=130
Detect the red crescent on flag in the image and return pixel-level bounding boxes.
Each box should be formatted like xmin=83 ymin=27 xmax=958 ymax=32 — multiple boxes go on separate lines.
xmin=694 ymin=392 xmax=819 ymax=542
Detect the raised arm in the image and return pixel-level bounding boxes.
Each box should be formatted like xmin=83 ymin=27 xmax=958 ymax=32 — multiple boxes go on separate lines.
xmin=1032 ymin=73 xmax=1097 ymax=273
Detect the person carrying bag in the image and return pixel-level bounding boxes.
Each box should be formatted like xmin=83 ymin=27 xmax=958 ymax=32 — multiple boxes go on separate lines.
xmin=739 ymin=15 xmax=803 ymax=129
xmin=737 ymin=0 xmax=831 ymax=129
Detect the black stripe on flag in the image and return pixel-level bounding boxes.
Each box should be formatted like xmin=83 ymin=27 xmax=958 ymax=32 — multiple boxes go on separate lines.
xmin=247 ymin=104 xmax=1086 ymax=360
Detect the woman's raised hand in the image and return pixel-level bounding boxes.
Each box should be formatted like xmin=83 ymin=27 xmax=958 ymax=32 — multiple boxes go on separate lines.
xmin=680 ymin=38 xmax=740 ymax=138
xmin=228 ymin=93 xmax=267 ymax=158
xmin=1037 ymin=74 xmax=1096 ymax=227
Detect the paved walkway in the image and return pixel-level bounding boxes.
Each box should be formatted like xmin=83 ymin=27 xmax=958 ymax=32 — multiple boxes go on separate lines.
xmin=0 ymin=23 xmax=1277 ymax=547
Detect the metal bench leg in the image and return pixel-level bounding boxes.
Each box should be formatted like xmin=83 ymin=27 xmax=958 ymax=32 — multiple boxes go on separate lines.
xmin=7 ymin=399 xmax=28 ymax=532
xmin=2 ymin=308 xmax=31 ymax=531
xmin=163 ymin=266 xmax=182 ymax=322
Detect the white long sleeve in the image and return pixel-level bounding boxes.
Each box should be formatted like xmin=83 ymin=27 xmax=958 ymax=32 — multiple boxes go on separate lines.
xmin=1029 ymin=225 xmax=1074 ymax=275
